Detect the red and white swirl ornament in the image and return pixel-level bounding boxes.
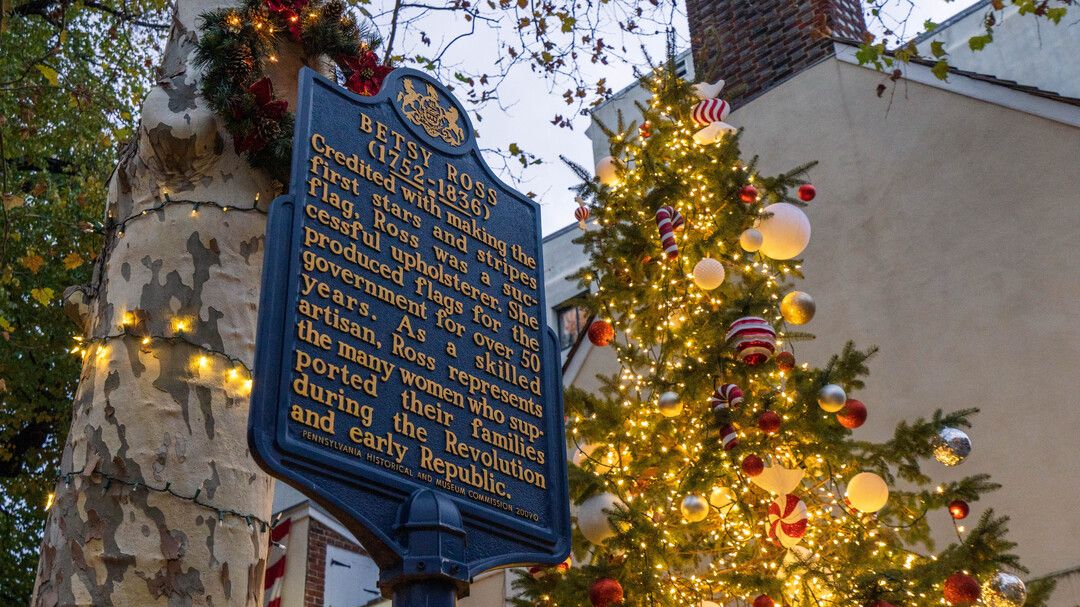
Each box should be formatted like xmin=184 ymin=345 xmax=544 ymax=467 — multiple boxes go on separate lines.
xmin=709 ymin=384 xmax=743 ymax=412
xmin=655 ymin=205 xmax=685 ymax=259
xmin=720 ymin=423 xmax=739 ymax=451
xmin=767 ymin=494 xmax=808 ymax=548
xmin=692 ymin=98 xmax=731 ymax=126
xmin=574 ymin=197 xmax=590 ymax=231
xmin=726 ymin=316 xmax=777 ymax=366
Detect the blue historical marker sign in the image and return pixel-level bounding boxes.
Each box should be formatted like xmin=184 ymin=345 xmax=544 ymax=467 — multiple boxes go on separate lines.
xmin=249 ymin=68 xmax=571 ymax=601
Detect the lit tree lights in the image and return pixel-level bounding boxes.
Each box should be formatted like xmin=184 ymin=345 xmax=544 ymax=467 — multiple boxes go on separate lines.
xmin=512 ymin=58 xmax=1052 ymax=607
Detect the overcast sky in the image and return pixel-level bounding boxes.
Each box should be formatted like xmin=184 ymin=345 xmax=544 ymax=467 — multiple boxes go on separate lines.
xmin=384 ymin=1 xmax=980 ymax=234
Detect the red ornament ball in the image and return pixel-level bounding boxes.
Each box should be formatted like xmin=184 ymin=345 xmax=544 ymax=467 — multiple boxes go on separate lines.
xmin=797 ymin=183 xmax=816 ymax=202
xmin=753 ymin=595 xmax=775 ymax=607
xmin=948 ymin=499 xmax=970 ymax=520
xmin=588 ymin=320 xmax=615 ymax=347
xmin=739 ymin=185 xmax=759 ymax=204
xmin=741 ymin=454 xmax=765 ymax=477
xmin=758 ymin=411 xmax=782 ymax=434
xmin=589 ymin=577 xmax=624 ymax=607
xmin=837 ymin=399 xmax=867 ymax=429
xmin=639 ymin=121 xmax=652 ymax=138
xmin=775 ymin=351 xmax=796 ymax=372
xmin=943 ymin=572 xmax=981 ymax=605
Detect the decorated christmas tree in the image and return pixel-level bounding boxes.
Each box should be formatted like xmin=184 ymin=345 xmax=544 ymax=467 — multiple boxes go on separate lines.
xmin=513 ymin=57 xmax=1050 ymax=607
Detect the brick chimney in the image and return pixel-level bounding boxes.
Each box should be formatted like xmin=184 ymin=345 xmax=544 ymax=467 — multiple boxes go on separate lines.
xmin=687 ymin=0 xmax=868 ymax=105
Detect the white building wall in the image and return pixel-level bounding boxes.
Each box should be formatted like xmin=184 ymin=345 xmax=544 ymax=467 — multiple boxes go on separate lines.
xmin=914 ymin=0 xmax=1080 ymax=98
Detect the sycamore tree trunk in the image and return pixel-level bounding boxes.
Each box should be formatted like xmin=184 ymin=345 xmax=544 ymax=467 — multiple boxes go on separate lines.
xmin=31 ymin=1 xmax=310 ymax=604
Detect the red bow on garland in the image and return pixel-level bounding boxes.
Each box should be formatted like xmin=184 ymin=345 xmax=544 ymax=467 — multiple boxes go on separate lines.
xmin=234 ymin=77 xmax=288 ymax=153
xmin=336 ymin=50 xmax=392 ymax=96
xmin=265 ymin=0 xmax=307 ymax=40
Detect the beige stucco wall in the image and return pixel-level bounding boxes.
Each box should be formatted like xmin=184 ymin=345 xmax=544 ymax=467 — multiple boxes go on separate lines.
xmin=727 ymin=57 xmax=1080 ymax=600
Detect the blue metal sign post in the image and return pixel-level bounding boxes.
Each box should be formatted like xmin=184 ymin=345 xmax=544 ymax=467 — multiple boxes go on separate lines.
xmin=249 ymin=68 xmax=571 ymax=605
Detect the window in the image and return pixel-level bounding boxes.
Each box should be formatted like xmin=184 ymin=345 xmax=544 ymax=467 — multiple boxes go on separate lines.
xmin=556 ymin=296 xmax=591 ymax=350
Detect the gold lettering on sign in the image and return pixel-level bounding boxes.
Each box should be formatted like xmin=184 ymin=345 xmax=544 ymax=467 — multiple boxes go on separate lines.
xmin=289 ymin=115 xmax=549 ymax=522
xmin=397 ymin=79 xmax=465 ymax=147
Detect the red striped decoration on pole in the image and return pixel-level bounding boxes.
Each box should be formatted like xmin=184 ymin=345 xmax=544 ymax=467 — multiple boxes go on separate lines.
xmin=264 ymin=518 xmax=292 ymax=607
xmin=692 ymin=98 xmax=731 ymax=126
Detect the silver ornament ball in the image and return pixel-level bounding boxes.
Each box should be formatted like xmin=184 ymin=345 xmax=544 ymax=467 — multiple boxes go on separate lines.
xmin=983 ymin=572 xmax=1026 ymax=607
xmin=658 ymin=391 xmax=683 ymax=417
xmin=932 ymin=427 xmax=972 ymax=466
xmin=817 ymin=384 xmax=847 ymax=413
xmin=680 ymin=494 xmax=710 ymax=522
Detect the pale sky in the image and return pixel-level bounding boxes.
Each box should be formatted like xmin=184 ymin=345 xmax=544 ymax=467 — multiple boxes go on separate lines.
xmin=377 ymin=1 xmax=981 ymax=234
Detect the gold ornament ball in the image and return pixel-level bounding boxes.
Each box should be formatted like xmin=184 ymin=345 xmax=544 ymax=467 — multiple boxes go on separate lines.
xmin=780 ymin=291 xmax=816 ymax=325
xmin=680 ymin=494 xmax=710 ymax=522
xmin=658 ymin=391 xmax=683 ymax=417
xmin=708 ymin=486 xmax=736 ymax=517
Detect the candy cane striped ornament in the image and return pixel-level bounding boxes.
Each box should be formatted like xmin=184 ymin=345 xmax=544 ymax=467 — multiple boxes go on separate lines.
xmin=574 ymin=197 xmax=590 ymax=230
xmin=720 ymin=423 xmax=739 ymax=451
xmin=655 ymin=205 xmax=685 ymax=259
xmin=709 ymin=384 xmax=744 ymax=412
xmin=767 ymin=494 xmax=808 ymax=548
xmin=692 ymin=98 xmax=731 ymax=126
xmin=726 ymin=316 xmax=777 ymax=366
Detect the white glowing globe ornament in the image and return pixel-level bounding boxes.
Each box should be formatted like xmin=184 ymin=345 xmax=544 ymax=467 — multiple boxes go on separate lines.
xmin=692 ymin=258 xmax=726 ymax=290
xmin=756 ymin=203 xmax=811 ymax=260
xmin=595 ymin=156 xmax=619 ymax=186
xmin=577 ymin=492 xmax=626 ymax=544
xmin=739 ymin=228 xmax=763 ymax=252
xmin=846 ymin=472 xmax=889 ymax=513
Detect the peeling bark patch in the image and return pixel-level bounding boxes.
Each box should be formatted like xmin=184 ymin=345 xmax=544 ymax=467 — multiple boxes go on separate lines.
xmin=142 ymin=559 xmax=206 ymax=603
xmin=197 ymin=385 xmax=215 ymax=439
xmin=164 ymin=75 xmax=199 ymax=113
xmin=104 ymin=370 xmax=121 ymax=395
xmin=205 ymin=461 xmax=220 ymax=499
xmin=221 ymin=562 xmax=232 ymax=599
xmin=160 ymin=527 xmax=185 ymax=560
xmin=145 ymin=124 xmax=201 ymax=189
xmin=239 ymin=234 xmax=264 ymax=264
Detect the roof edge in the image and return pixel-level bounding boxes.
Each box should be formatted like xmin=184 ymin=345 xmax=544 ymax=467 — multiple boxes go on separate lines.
xmin=832 ymin=41 xmax=1080 ymax=127
xmin=910 ymin=0 xmax=992 ymax=45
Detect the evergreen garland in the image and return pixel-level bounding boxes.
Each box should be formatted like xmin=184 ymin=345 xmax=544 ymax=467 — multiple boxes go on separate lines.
xmin=193 ymin=0 xmax=388 ymax=182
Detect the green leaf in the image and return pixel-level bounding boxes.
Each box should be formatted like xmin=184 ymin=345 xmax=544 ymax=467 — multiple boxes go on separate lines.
xmin=930 ymin=40 xmax=947 ymax=59
xmin=35 ymin=64 xmax=59 ymax=86
xmin=968 ymin=34 xmax=993 ymax=51
xmin=931 ymin=60 xmax=950 ymax=81
xmin=30 ymin=287 xmax=55 ymax=306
